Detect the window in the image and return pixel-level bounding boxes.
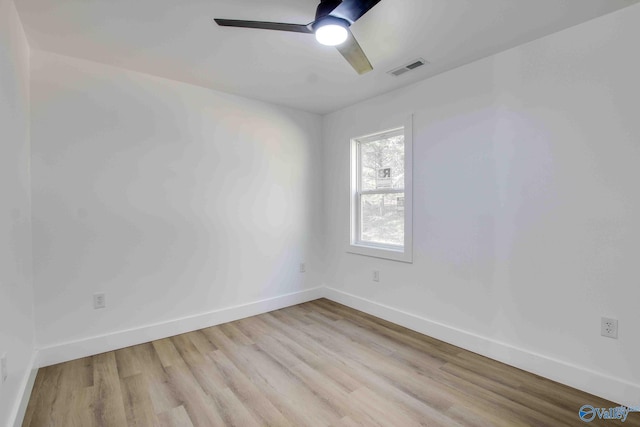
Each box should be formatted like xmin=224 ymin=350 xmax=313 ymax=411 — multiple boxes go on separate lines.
xmin=349 ymin=116 xmax=412 ymax=262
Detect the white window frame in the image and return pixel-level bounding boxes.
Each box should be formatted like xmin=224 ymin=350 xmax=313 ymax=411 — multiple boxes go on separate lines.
xmin=348 ymin=115 xmax=413 ymax=263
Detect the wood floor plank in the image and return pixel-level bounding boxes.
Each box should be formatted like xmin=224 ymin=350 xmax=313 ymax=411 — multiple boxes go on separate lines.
xmin=22 ymin=299 xmax=640 ymax=427
xmin=93 ymin=352 xmax=128 ymax=427
xmin=130 ymin=342 xmax=181 ymax=414
xmin=120 ymin=374 xmax=161 ymax=427
xmin=225 ymin=342 xmax=343 ymax=426
xmin=171 ymin=333 xmax=227 ymax=397
xmin=23 ymin=365 xmax=64 ymax=427
xmin=289 ymin=362 xmax=387 ymax=427
xmin=445 ymin=402 xmax=531 ymax=427
xmin=348 ymin=387 xmax=424 ymax=427
xmin=164 ymin=363 xmax=227 ymax=427
xmin=252 ymin=315 xmax=326 ymax=368
xmin=219 ymin=322 xmax=254 ymax=346
xmin=186 ymin=330 xmax=218 ymax=355
xmin=157 ymin=406 xmax=194 ymax=427
xmin=330 ymin=416 xmax=362 ymax=427
xmin=258 ymin=312 xmax=342 ymax=362
xmin=170 ymin=333 xmax=207 ymax=366
xmin=152 ymin=338 xmax=185 ymax=369
xmin=209 ymin=387 xmax=262 ymax=427
xmin=254 ymin=333 xmax=305 ymax=369
xmin=208 ymin=349 xmax=292 ymax=427
xmin=69 ymin=386 xmax=96 ymax=427
xmin=116 ymin=346 xmax=143 ymax=379
xmin=27 ymin=358 xmax=95 ymax=427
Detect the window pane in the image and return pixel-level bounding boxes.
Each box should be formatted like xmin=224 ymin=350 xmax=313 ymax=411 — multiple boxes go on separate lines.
xmin=360 ymin=135 xmax=404 ymax=191
xmin=360 ymin=193 xmax=404 ymax=246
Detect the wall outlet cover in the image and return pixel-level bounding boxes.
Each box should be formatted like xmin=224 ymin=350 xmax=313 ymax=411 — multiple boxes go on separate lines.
xmin=601 ymin=317 xmax=618 ymax=339
xmin=94 ymin=293 xmax=106 ymax=309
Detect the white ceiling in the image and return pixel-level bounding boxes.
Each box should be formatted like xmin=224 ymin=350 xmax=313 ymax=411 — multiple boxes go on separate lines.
xmin=15 ymin=0 xmax=637 ymax=114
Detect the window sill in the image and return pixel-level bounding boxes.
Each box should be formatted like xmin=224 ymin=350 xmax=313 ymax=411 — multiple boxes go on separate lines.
xmin=347 ymin=243 xmax=413 ymax=263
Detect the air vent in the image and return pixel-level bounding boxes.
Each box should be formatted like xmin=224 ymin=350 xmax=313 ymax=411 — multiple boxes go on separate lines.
xmin=387 ymin=58 xmax=428 ymax=77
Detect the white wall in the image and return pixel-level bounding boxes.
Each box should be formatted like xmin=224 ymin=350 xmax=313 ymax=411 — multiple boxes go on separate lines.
xmin=30 ymin=51 xmax=323 ymax=358
xmin=0 ymin=0 xmax=35 ymax=425
xmin=323 ymin=4 xmax=640 ymax=406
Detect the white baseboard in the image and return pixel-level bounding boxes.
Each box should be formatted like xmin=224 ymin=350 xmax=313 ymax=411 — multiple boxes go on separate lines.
xmin=10 ymin=351 xmax=38 ymax=427
xmin=30 ymin=285 xmax=640 ymax=410
xmin=323 ymin=287 xmax=640 ymax=408
xmin=36 ymin=287 xmax=324 ymax=368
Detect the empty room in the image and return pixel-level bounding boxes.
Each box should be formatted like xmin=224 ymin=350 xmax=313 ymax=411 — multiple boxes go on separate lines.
xmin=1 ymin=0 xmax=640 ymax=425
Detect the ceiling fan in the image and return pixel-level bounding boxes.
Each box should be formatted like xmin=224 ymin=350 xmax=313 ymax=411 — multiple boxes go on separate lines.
xmin=214 ymin=0 xmax=382 ymax=75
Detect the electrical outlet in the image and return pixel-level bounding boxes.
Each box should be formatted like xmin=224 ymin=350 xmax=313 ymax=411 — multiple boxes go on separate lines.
xmin=601 ymin=317 xmax=618 ymax=339
xmin=93 ymin=293 xmax=106 ymax=309
xmin=300 ymin=263 xmax=306 ymax=273
xmin=373 ymin=270 xmax=380 ymax=282
xmin=1 ymin=353 xmax=7 ymax=384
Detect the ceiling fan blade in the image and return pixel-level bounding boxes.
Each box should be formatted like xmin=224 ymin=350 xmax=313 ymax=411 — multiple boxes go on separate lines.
xmin=336 ymin=29 xmax=373 ymax=74
xmin=329 ymin=0 xmax=381 ymax=24
xmin=214 ymin=19 xmax=313 ymax=34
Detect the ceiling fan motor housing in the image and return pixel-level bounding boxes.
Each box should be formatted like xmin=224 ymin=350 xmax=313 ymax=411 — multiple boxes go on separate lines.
xmin=315 ymin=0 xmax=344 ymax=21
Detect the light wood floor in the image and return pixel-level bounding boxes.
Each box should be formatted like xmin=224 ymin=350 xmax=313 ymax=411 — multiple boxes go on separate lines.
xmin=23 ymin=299 xmax=638 ymax=427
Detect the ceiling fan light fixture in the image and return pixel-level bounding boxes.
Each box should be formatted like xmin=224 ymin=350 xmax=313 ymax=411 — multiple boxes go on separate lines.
xmin=214 ymin=0 xmax=380 ymax=74
xmin=314 ymin=19 xmax=348 ymax=46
